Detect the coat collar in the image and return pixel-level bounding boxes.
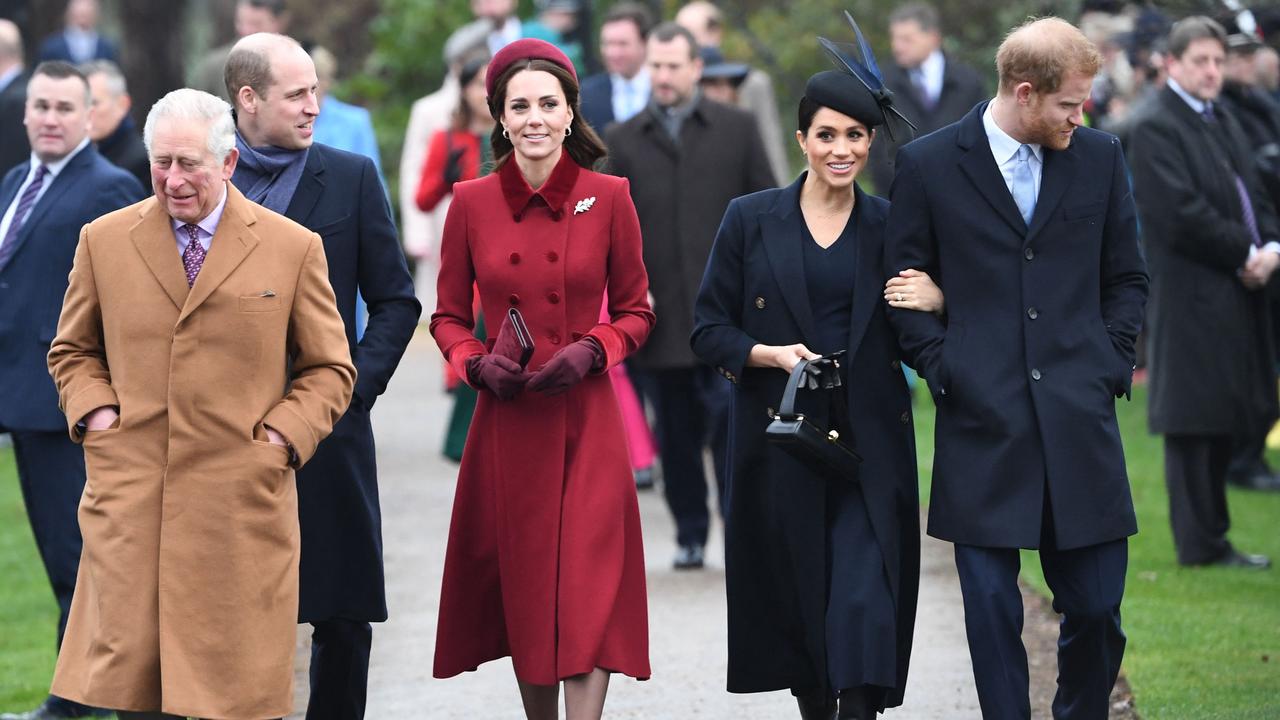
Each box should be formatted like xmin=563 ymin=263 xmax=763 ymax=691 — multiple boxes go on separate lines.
xmin=283 ymin=142 xmax=327 ymax=225
xmin=499 ymin=149 xmax=581 ymax=222
xmin=757 ymin=174 xmax=887 ymax=353
xmin=130 ymin=182 xmax=261 ymax=317
xmin=955 ymin=100 xmax=1077 ymax=242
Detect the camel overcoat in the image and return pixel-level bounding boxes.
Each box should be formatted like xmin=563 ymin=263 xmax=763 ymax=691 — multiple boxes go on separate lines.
xmin=46 ymin=183 xmax=356 ymax=719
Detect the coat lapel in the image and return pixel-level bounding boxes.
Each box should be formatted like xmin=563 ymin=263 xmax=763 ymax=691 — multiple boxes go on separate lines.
xmin=845 ymin=185 xmax=883 ymax=355
xmin=129 ymin=198 xmax=190 ymax=311
xmin=1026 ymin=143 xmax=1077 ymax=242
xmin=283 ymin=147 xmax=324 ymax=225
xmin=7 ymin=147 xmax=94 ymax=263
xmin=758 ymin=177 xmax=819 ymax=346
xmin=956 ymin=102 xmax=1028 ymax=236
xmin=179 ymin=184 xmax=260 ymax=323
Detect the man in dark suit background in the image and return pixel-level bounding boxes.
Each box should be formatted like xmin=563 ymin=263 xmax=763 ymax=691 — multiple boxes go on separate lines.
xmin=867 ymin=2 xmax=987 ymax=195
xmin=82 ymin=60 xmax=149 ymax=191
xmin=1215 ymin=29 xmax=1280 ymax=493
xmin=886 ymin=18 xmax=1148 ymax=719
xmin=226 ymin=32 xmax=421 ymax=719
xmin=36 ymin=0 xmax=117 ymax=65
xmin=1130 ymin=17 xmax=1277 ymax=570
xmin=0 ymin=19 xmax=29 ymax=174
xmin=606 ymin=22 xmax=775 ymax=570
xmin=579 ymin=2 xmax=652 ymax=133
xmin=0 ymin=60 xmax=143 ymax=720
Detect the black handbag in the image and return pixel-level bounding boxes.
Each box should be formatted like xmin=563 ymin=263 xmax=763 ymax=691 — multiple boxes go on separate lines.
xmin=765 ymin=357 xmax=863 ymax=480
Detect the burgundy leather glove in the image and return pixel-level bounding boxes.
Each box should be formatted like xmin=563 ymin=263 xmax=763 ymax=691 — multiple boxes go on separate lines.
xmin=466 ymin=353 xmax=529 ymax=400
xmin=526 ymin=339 xmax=603 ymax=397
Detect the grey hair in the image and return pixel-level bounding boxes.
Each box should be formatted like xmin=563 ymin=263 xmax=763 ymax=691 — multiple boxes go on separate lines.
xmin=144 ymin=88 xmax=237 ymax=162
xmin=81 ymin=59 xmax=127 ymax=97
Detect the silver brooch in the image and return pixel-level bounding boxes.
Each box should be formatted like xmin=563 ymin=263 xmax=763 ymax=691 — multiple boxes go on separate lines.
xmin=574 ymin=196 xmax=596 ymax=215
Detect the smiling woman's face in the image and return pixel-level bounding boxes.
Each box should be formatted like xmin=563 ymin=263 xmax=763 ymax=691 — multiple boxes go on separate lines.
xmin=796 ymin=106 xmax=872 ymax=190
xmin=501 ymin=69 xmax=573 ymax=163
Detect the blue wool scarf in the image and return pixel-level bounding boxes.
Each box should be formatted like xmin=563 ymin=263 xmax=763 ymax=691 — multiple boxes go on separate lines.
xmin=232 ymin=131 xmax=309 ymax=215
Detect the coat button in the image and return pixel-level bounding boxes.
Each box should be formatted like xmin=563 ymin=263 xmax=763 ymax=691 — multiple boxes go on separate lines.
xmin=548 ymin=291 xmax=561 ymax=304
xmin=1024 ymin=247 xmax=1034 ymax=261
xmin=508 ymin=294 xmax=520 ymax=306
xmin=1027 ymin=307 xmax=1038 ymax=320
xmin=1031 ymin=368 xmax=1042 ymax=381
xmin=509 ymin=252 xmax=521 ymax=264
xmin=900 ymin=410 xmax=910 ymax=424
xmin=549 ymin=332 xmax=561 ymax=345
xmin=755 ymin=296 xmax=766 ymax=309
xmin=546 ymin=251 xmax=559 ymax=262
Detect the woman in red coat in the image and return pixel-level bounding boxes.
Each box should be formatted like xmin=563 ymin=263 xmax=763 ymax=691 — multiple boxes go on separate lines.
xmin=429 ymin=39 xmax=654 ymax=719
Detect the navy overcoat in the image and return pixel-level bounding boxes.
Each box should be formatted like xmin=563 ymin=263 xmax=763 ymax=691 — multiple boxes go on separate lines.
xmin=885 ymin=102 xmax=1149 ymax=550
xmin=692 ymin=177 xmax=919 ymax=704
xmin=275 ymin=144 xmax=421 ymax=623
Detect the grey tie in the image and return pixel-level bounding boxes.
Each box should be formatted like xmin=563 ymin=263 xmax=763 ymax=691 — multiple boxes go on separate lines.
xmin=1011 ymin=144 xmax=1038 ymax=226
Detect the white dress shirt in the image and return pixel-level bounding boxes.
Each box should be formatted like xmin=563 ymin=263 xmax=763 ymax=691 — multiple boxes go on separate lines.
xmin=488 ymin=17 xmax=523 ymax=56
xmin=910 ymin=49 xmax=946 ymax=108
xmin=170 ymin=182 xmax=228 ymax=256
xmin=0 ymin=137 xmax=92 ymax=252
xmin=983 ymin=102 xmax=1043 ymax=200
xmin=611 ymin=68 xmax=650 ymax=123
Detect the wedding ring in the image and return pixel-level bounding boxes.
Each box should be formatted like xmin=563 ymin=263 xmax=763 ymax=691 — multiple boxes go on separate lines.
xmin=896 ymin=293 xmax=903 ymax=302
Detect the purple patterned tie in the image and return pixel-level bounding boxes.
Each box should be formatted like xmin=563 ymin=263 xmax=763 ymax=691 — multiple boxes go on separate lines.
xmin=182 ymin=224 xmax=206 ymax=287
xmin=1203 ymin=104 xmax=1263 ymax=247
xmin=0 ymin=165 xmax=50 ymax=273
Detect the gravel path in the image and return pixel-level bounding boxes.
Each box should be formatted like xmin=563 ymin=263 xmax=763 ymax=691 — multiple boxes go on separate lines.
xmin=291 ymin=332 xmax=985 ymax=718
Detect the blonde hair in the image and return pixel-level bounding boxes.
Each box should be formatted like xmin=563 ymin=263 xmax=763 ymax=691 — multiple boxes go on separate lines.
xmin=996 ymin=17 xmax=1102 ymax=95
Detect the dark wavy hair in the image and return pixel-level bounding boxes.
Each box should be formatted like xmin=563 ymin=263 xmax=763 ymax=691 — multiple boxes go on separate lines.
xmin=488 ymin=58 xmax=608 ymax=170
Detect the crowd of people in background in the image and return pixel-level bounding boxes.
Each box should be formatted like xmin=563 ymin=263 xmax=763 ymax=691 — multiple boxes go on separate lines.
xmin=1 ymin=0 xmax=1279 ymax=718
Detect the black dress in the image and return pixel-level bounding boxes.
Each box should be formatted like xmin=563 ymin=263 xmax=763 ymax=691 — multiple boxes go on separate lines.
xmin=799 ymin=214 xmax=897 ymax=698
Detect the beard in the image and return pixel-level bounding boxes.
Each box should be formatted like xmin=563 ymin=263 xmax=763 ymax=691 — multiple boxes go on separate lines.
xmin=1025 ymin=110 xmax=1075 ymax=150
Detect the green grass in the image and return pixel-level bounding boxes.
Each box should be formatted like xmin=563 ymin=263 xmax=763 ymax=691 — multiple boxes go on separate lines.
xmin=912 ymin=388 xmax=1280 ymax=719
xmin=0 ymin=446 xmax=59 ymax=711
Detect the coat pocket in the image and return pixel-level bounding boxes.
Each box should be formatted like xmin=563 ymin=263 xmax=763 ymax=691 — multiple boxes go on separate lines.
xmin=239 ymin=295 xmax=282 ymax=313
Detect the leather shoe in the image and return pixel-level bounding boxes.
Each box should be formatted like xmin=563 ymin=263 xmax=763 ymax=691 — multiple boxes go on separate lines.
xmin=673 ymin=543 xmax=705 ymax=570
xmin=1226 ymin=469 xmax=1280 ymax=491
xmin=0 ymin=697 xmax=112 ymax=719
xmin=1208 ymin=549 xmax=1271 ymax=569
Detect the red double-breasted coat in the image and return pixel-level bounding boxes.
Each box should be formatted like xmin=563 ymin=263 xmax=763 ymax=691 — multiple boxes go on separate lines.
xmin=430 ymin=152 xmax=654 ymax=683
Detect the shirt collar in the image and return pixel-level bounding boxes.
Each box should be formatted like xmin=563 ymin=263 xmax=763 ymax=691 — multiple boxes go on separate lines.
xmin=983 ymin=101 xmax=1042 ymax=165
xmin=499 ymin=150 xmax=581 ymax=222
xmin=29 ymin=136 xmax=91 ymax=179
xmin=1167 ymin=77 xmax=1209 ymax=115
xmin=171 ymin=181 xmax=229 ymax=236
xmin=612 ymin=67 xmax=650 ymax=90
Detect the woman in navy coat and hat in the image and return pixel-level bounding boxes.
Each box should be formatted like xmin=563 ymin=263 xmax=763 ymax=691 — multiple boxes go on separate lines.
xmin=430 ymin=39 xmax=654 ymax=719
xmin=692 ymin=47 xmax=944 ymax=718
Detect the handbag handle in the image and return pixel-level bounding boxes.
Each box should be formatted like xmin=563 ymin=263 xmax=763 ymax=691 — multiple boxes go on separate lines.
xmin=777 ymin=358 xmax=811 ymax=420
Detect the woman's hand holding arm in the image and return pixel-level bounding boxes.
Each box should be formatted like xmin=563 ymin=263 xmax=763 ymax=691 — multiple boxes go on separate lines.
xmin=885 ymin=269 xmax=945 ymax=316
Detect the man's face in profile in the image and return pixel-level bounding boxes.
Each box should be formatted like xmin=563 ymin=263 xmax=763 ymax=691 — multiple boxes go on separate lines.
xmin=1022 ymin=71 xmax=1093 ymax=151
xmin=252 ymin=44 xmax=319 ymax=150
